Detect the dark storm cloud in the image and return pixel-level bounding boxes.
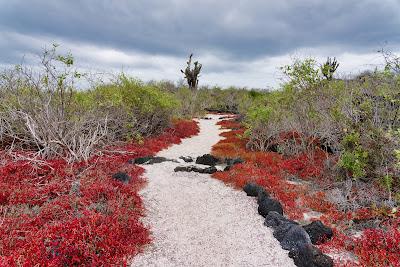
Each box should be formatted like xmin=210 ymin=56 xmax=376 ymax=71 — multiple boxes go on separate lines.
xmin=1 ymin=0 xmax=399 ymax=61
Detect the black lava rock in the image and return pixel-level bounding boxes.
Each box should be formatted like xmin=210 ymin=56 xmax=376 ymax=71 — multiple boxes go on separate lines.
xmin=130 ymin=156 xmax=176 ymax=165
xmin=174 ymin=165 xmax=217 ymax=174
xmin=129 ymin=156 xmax=153 ymax=164
xmin=112 ymin=172 xmax=131 ymax=184
xmin=174 ymin=166 xmax=192 ymax=172
xmin=179 ymin=156 xmax=194 ymax=163
xmin=225 ymin=158 xmax=244 ymax=166
xmin=257 ymin=190 xmax=270 ymax=204
xmin=273 ymin=223 xmax=311 ymax=251
xmin=198 ymin=166 xmax=218 ymax=174
xmin=289 ymin=243 xmax=333 ymax=267
xmin=264 ymin=211 xmax=297 ymax=228
xmin=224 ymin=165 xmax=232 ymax=171
xmin=303 ymin=220 xmax=333 ymax=244
xmin=258 ymin=198 xmax=283 ymax=217
xmin=147 ymin=157 xmax=170 ymax=164
xmin=265 ymin=212 xmax=308 ymax=252
xmin=243 ymin=182 xmax=265 ymax=197
xmin=195 ymin=154 xmax=220 ymax=166
xmin=224 ymin=158 xmax=244 ymax=172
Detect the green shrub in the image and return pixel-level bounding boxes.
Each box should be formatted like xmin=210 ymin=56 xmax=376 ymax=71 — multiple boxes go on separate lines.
xmin=119 ymin=75 xmax=178 ymax=114
xmin=338 ymin=132 xmax=369 ymax=179
xmin=280 ymin=58 xmax=321 ymax=90
xmin=244 ymin=57 xmax=400 ymax=194
xmin=82 ymin=75 xmax=180 ymax=139
xmin=0 ymin=46 xmax=181 ymax=161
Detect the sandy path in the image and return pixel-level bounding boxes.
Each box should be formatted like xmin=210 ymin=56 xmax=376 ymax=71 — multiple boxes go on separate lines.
xmin=131 ymin=115 xmax=295 ymax=267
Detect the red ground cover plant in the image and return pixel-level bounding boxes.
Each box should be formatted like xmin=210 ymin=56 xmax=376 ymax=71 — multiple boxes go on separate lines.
xmin=0 ymin=120 xmax=199 ymax=266
xmin=354 ymin=219 xmax=400 ymax=267
xmin=211 ymin=117 xmax=400 ymax=267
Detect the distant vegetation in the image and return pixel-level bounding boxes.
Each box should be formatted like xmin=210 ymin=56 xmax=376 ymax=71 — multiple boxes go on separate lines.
xmin=244 ymin=54 xmax=400 ymax=208
xmin=0 ymin=46 xmax=252 ymax=162
xmin=0 ymin=43 xmax=399 ymax=265
xmin=1 ymin=44 xmax=399 ymax=209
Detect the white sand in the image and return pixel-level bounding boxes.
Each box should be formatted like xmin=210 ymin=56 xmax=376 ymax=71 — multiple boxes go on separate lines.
xmin=131 ymin=115 xmax=295 ymax=267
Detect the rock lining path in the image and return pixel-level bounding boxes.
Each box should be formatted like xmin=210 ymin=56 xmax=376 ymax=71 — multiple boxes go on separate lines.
xmin=131 ymin=114 xmax=295 ymax=267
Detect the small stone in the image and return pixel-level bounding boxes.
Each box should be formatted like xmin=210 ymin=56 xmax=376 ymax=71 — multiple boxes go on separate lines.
xmin=289 ymin=243 xmax=333 ymax=267
xmin=257 ymin=190 xmax=270 ymax=204
xmin=243 ymin=182 xmax=265 ymax=197
xmin=225 ymin=158 xmax=244 ymax=166
xmin=130 ymin=156 xmax=176 ymax=165
xmin=147 ymin=157 xmax=170 ymax=164
xmin=195 ymin=154 xmax=220 ymax=166
xmin=274 ymin=223 xmax=311 ymax=251
xmin=179 ymin=156 xmax=194 ymax=163
xmin=129 ymin=156 xmax=153 ymax=164
xmin=303 ymin=220 xmax=333 ymax=244
xmin=112 ymin=172 xmax=131 ymax=184
xmin=224 ymin=165 xmax=232 ymax=171
xmin=258 ymin=198 xmax=284 ymax=217
xmin=198 ymin=166 xmax=218 ymax=174
xmin=174 ymin=166 xmax=193 ymax=172
xmin=224 ymin=158 xmax=244 ymax=172
xmin=265 ymin=211 xmax=297 ymax=228
xmin=174 ymin=165 xmax=217 ymax=174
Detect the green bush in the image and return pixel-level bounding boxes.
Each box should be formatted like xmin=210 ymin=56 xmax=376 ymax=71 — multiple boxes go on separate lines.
xmin=78 ymin=75 xmax=180 ymax=140
xmin=244 ymin=57 xmax=400 ymax=192
xmin=280 ymin=58 xmax=321 ymax=90
xmin=338 ymin=132 xmax=369 ymax=179
xmin=0 ymin=46 xmax=181 ymax=161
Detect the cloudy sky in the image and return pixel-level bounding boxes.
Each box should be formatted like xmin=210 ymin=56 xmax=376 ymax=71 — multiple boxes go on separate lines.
xmin=0 ymin=0 xmax=399 ymax=88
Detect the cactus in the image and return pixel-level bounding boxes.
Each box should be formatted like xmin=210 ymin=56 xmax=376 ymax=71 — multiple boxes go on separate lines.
xmin=181 ymin=54 xmax=202 ymax=90
xmin=321 ymin=57 xmax=339 ymax=81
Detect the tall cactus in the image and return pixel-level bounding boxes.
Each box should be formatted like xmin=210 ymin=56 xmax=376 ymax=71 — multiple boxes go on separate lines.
xmin=181 ymin=54 xmax=202 ymax=90
xmin=321 ymin=57 xmax=339 ymax=81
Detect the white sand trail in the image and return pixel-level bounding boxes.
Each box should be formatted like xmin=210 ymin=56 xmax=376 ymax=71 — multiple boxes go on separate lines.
xmin=131 ymin=115 xmax=295 ymax=267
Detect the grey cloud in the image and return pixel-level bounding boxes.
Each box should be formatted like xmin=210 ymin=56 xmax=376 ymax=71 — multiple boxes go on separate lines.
xmin=1 ymin=0 xmax=399 ymax=61
xmin=0 ymin=0 xmax=399 ymax=88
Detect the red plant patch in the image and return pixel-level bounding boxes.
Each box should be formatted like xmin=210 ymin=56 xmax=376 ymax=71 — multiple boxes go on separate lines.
xmin=0 ymin=120 xmax=199 ymax=266
xmin=217 ymin=119 xmax=242 ymax=129
xmin=211 ymin=117 xmax=400 ymax=267
xmin=354 ymin=219 xmax=400 ymax=266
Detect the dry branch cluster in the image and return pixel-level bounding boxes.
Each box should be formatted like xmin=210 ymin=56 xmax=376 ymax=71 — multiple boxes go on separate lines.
xmin=0 ymin=46 xmax=177 ymax=162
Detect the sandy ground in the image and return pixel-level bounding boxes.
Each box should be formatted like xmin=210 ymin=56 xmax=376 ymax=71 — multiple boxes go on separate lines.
xmin=131 ymin=114 xmax=295 ymax=267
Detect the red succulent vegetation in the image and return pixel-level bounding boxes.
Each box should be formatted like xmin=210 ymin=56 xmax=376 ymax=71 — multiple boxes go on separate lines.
xmin=0 ymin=120 xmax=199 ymax=266
xmin=212 ymin=117 xmax=400 ymax=267
xmin=354 ymin=219 xmax=400 ymax=267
